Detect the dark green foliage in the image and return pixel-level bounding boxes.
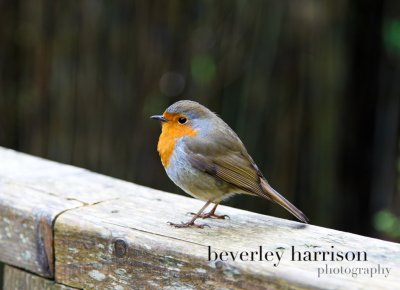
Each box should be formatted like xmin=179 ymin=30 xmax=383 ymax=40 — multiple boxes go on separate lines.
xmin=0 ymin=0 xmax=399 ymax=241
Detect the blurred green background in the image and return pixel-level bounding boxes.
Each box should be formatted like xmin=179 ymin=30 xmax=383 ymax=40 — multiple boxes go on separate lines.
xmin=0 ymin=0 xmax=399 ymax=244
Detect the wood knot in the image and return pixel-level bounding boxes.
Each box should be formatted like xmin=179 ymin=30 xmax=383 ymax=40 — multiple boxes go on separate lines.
xmin=215 ymin=261 xmax=224 ymax=269
xmin=114 ymin=239 xmax=127 ymax=257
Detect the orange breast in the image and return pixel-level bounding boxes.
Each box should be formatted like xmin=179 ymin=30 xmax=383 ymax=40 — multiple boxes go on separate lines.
xmin=157 ymin=115 xmax=197 ymax=168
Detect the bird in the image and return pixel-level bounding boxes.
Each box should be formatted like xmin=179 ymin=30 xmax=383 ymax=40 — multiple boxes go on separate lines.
xmin=151 ymin=100 xmax=308 ymax=228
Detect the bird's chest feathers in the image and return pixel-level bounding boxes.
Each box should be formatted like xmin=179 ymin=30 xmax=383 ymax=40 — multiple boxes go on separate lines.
xmin=157 ymin=122 xmax=197 ymax=168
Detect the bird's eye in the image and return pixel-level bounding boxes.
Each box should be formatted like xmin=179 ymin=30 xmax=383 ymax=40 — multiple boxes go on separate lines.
xmin=178 ymin=117 xmax=187 ymax=124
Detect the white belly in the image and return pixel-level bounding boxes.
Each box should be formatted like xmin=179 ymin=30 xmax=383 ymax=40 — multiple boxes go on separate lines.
xmin=165 ymin=142 xmax=233 ymax=202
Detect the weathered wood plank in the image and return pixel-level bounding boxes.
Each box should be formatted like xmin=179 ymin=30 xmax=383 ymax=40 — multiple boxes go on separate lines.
xmin=1 ymin=147 xmax=400 ymax=289
xmin=3 ymin=265 xmax=78 ymax=290
xmin=0 ymin=147 xmax=133 ymax=277
xmin=55 ymin=188 xmax=400 ymax=289
xmin=0 ymin=181 xmax=82 ymax=277
xmin=0 ymin=147 xmax=133 ymax=204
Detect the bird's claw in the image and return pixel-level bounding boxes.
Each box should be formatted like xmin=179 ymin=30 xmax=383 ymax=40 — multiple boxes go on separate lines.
xmin=167 ymin=221 xmax=210 ymax=229
xmin=188 ymin=212 xmax=230 ymax=220
xmin=213 ymin=214 xmax=230 ymax=220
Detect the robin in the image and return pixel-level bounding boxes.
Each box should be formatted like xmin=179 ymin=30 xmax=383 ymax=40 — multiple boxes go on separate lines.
xmin=151 ymin=100 xmax=308 ymax=228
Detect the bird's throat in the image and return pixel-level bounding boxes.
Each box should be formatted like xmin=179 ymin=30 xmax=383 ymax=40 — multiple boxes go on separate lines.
xmin=157 ymin=121 xmax=197 ymax=168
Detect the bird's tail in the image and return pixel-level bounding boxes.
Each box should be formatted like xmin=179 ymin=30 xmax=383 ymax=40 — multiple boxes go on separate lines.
xmin=260 ymin=179 xmax=309 ymax=223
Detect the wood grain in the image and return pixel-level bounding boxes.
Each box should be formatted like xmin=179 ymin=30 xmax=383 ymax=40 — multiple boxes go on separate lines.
xmin=1 ymin=147 xmax=399 ymax=289
xmin=0 ymin=147 xmax=130 ymax=277
xmin=55 ymin=188 xmax=400 ymax=289
xmin=3 ymin=265 xmax=77 ymax=290
xmin=0 ymin=181 xmax=80 ymax=277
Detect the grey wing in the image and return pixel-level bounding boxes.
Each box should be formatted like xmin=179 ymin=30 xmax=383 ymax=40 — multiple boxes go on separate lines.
xmin=184 ymin=136 xmax=266 ymax=197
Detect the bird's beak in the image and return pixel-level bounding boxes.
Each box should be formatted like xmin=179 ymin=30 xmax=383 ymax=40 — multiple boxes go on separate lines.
xmin=150 ymin=115 xmax=167 ymax=122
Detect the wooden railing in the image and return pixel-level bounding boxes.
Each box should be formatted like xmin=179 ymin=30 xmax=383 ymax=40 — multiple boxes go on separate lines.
xmin=0 ymin=147 xmax=399 ymax=289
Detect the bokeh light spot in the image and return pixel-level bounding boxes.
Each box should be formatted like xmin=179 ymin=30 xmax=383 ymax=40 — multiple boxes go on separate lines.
xmin=159 ymin=72 xmax=185 ymax=96
xmin=384 ymin=19 xmax=400 ymax=54
xmin=190 ymin=55 xmax=216 ymax=85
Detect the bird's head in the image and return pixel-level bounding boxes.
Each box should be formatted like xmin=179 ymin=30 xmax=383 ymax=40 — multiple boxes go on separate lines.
xmin=151 ymin=100 xmax=215 ymax=140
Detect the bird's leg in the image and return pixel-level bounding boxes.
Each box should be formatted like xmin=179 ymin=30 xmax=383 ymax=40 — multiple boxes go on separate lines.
xmin=191 ymin=203 xmax=230 ymax=219
xmin=168 ymin=200 xmax=211 ymax=228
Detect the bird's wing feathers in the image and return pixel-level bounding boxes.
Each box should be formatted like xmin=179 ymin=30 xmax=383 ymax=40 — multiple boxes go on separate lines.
xmin=185 ymin=133 xmax=266 ymax=196
xmin=184 ymin=132 xmax=309 ymax=223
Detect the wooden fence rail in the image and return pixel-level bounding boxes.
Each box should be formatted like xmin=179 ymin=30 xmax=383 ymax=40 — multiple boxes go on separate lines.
xmin=0 ymin=147 xmax=399 ymax=289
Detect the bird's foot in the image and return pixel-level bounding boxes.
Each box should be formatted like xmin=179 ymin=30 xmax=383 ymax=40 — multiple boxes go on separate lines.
xmin=167 ymin=221 xmax=209 ymax=229
xmin=188 ymin=211 xmax=230 ymax=220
